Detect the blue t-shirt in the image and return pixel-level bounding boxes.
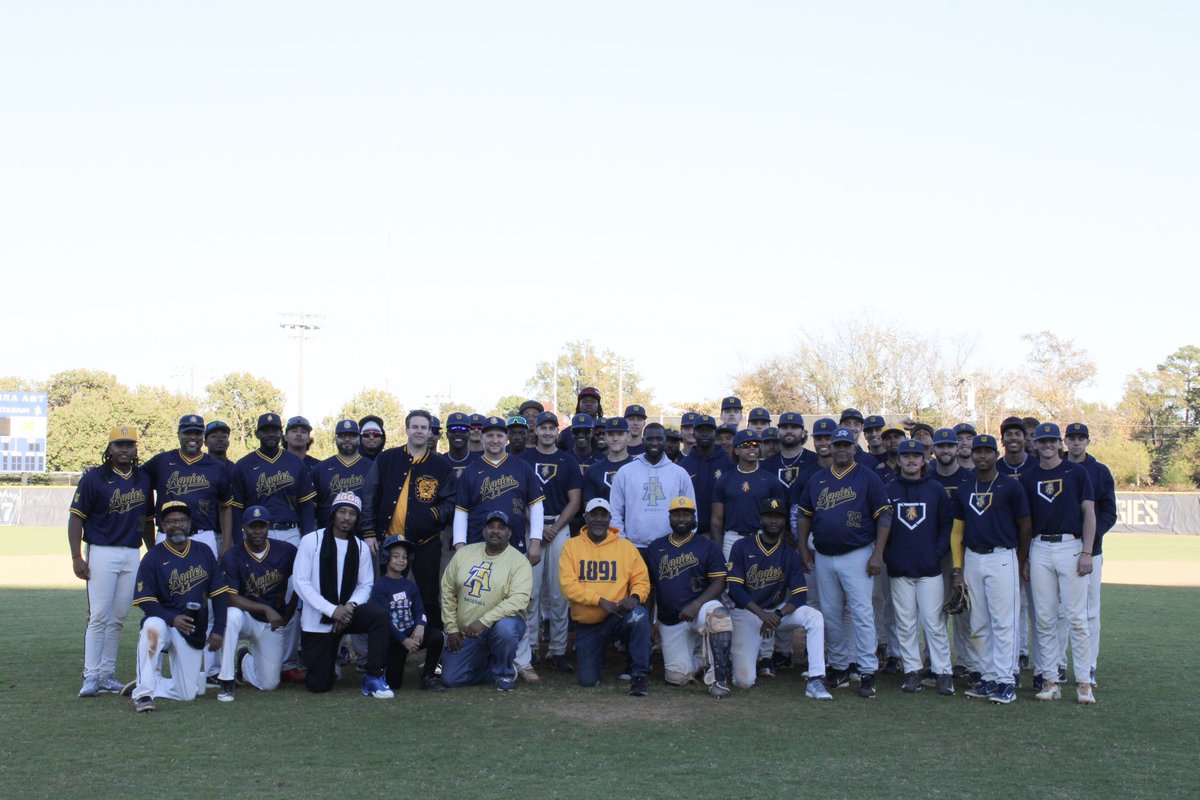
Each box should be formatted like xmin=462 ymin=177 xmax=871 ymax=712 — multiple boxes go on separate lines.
xmin=370 ymin=574 xmax=427 ymax=641
xmin=520 ymin=448 xmax=583 ymax=518
xmin=582 ymin=455 xmax=633 ymax=503
xmin=312 ymin=453 xmax=373 ymax=528
xmin=69 ymin=466 xmax=153 ymax=548
xmin=219 ymin=538 xmax=296 ymax=620
xmin=929 ymin=466 xmax=970 ymax=502
xmin=455 ymin=454 xmax=544 ymax=552
xmin=996 ymin=452 xmax=1035 ymax=481
xmin=1020 ymin=460 xmax=1095 ymax=538
xmin=142 ymin=450 xmax=233 ymax=532
xmin=797 ymin=463 xmax=892 ymax=556
xmin=678 ymin=447 xmax=733 ymax=536
xmin=644 ymin=532 xmax=726 ymax=626
xmin=760 ymin=450 xmax=817 ymax=491
xmin=953 ymin=473 xmax=1030 ymax=550
xmin=726 ymin=533 xmax=808 ymax=610
xmin=446 ymin=451 xmax=482 ymax=482
xmin=713 ymin=466 xmax=787 ymax=535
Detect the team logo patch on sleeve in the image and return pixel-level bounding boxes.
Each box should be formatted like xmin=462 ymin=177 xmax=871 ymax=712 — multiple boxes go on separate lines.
xmin=895 ymin=502 xmax=926 ymax=530
xmin=1037 ymin=479 xmax=1063 ymax=502
xmin=969 ymin=492 xmax=992 ymax=515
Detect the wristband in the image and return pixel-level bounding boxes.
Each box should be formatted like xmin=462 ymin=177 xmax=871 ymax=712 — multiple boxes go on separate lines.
xmin=1080 ymin=551 xmax=1092 ymax=556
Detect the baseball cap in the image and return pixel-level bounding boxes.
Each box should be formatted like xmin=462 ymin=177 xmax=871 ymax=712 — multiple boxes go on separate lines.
xmin=506 ymin=416 xmax=529 ymax=429
xmin=720 ymin=396 xmax=743 ymax=411
xmin=518 ymin=400 xmax=544 ymax=415
xmin=108 ymin=425 xmax=138 ymax=443
xmin=748 ymin=407 xmax=771 ymax=422
xmin=972 ymin=434 xmax=999 ymax=451
xmin=882 ymin=424 xmax=906 ymax=438
xmin=863 ymin=415 xmax=886 ymax=430
xmin=831 ymin=427 xmax=856 ymax=445
xmin=534 ymin=411 xmax=559 ymax=428
xmin=330 ymin=491 xmax=362 ymax=513
xmin=1033 ymin=423 xmax=1062 ymax=441
xmin=604 ymin=417 xmax=629 ymax=433
xmin=693 ymin=414 xmax=717 ymax=429
xmin=429 ymin=415 xmax=442 ymax=433
xmin=484 ymin=510 xmax=510 ymax=526
xmin=178 ymin=415 xmax=205 ymax=433
xmin=777 ymin=412 xmax=805 ymax=428
xmin=733 ymin=430 xmax=760 ymax=447
xmin=680 ymin=412 xmax=699 ymax=428
xmin=335 ymin=419 xmax=361 ymax=435
xmin=999 ymin=416 xmax=1025 ymax=436
xmin=1066 ymin=422 xmax=1090 ymax=437
xmin=204 ymin=420 xmax=230 ymax=435
xmin=839 ymin=408 xmax=864 ymax=423
xmin=910 ymin=423 xmax=935 ymax=437
xmin=624 ymin=404 xmax=647 ymax=419
xmin=160 ymin=500 xmax=191 ymax=518
xmin=717 ymin=424 xmax=737 ymax=436
xmin=257 ymin=413 xmax=282 ymax=431
xmin=446 ymin=412 xmax=470 ymax=430
xmin=953 ymin=422 xmax=977 ymax=436
xmin=468 ymin=413 xmax=486 ymax=427
xmin=665 ymin=428 xmax=682 ymax=441
xmin=243 ymin=505 xmax=270 ymax=524
xmin=584 ymin=498 xmax=611 ymax=514
xmin=759 ymin=497 xmax=787 ymax=516
xmin=578 ymin=387 xmax=601 ymax=399
xmin=897 ymin=439 xmax=925 ymax=455
xmin=481 ymin=416 xmax=507 ymax=432
xmin=932 ymin=428 xmax=956 ymax=446
xmin=286 ymin=416 xmax=311 ymax=431
xmin=761 ymin=427 xmax=780 ymax=442
xmin=811 ymin=418 xmax=838 ymax=436
xmin=668 ymin=496 xmax=696 ymax=512
xmin=571 ymin=413 xmax=595 ymax=429
xmin=379 ymin=534 xmax=416 ymax=560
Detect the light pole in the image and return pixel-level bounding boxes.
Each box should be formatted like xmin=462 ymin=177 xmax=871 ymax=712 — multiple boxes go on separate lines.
xmin=278 ymin=312 xmax=324 ymax=415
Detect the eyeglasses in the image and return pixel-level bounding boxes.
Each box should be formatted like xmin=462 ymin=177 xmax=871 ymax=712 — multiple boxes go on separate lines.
xmin=361 ymin=432 xmax=383 ymax=439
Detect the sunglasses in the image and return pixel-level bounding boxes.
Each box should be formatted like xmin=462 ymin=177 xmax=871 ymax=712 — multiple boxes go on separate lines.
xmin=737 ymin=441 xmax=760 ymax=448
xmin=448 ymin=426 xmax=470 ymax=433
xmin=361 ymin=432 xmax=383 ymax=439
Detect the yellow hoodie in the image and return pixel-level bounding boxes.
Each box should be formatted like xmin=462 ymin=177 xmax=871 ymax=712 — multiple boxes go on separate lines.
xmin=559 ymin=528 xmax=651 ymax=624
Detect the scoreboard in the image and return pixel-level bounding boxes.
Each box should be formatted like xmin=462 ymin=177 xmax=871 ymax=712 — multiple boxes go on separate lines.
xmin=0 ymin=393 xmax=48 ymax=473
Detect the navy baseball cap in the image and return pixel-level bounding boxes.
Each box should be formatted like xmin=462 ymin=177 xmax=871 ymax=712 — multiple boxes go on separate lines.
xmin=257 ymin=413 xmax=282 ymax=430
xmin=506 ymin=416 xmax=528 ymax=429
xmin=721 ymin=396 xmax=743 ymax=411
xmin=759 ymin=497 xmax=787 ymax=516
xmin=1065 ymin=422 xmax=1090 ymax=437
xmin=624 ymin=404 xmax=647 ymax=419
xmin=972 ymin=434 xmax=999 ymax=451
xmin=839 ymin=408 xmax=864 ymax=423
xmin=570 ymin=413 xmax=595 ymax=429
xmin=999 ymin=416 xmax=1025 ymax=435
xmin=811 ymin=417 xmax=838 ymax=436
xmin=429 ymin=415 xmax=441 ymax=433
xmin=243 ymin=505 xmax=270 ymax=524
xmin=717 ymin=424 xmax=737 ymax=436
xmin=534 ymin=411 xmax=559 ymax=428
xmin=748 ymin=407 xmax=771 ymax=422
xmin=762 ymin=427 xmax=780 ymax=442
xmin=665 ymin=428 xmax=682 ymax=441
xmin=733 ymin=430 xmax=760 ymax=447
xmin=693 ymin=414 xmax=717 ymax=429
xmin=1033 ymin=423 xmax=1062 ymax=441
xmin=604 ymin=416 xmax=629 ymax=433
xmin=932 ymin=428 xmax=956 ymax=446
xmin=831 ymin=427 xmax=856 ymax=445
xmin=481 ymin=416 xmax=507 ymax=432
xmin=178 ymin=414 xmax=205 ymax=433
xmin=335 ymin=419 xmax=360 ymax=435
xmin=446 ymin=412 xmax=470 ymax=429
xmin=911 ymin=423 xmax=935 ymax=437
xmin=518 ymin=400 xmax=544 ymax=414
xmin=897 ymin=439 xmax=925 ymax=455
xmin=777 ymin=412 xmax=805 ymax=428
xmin=204 ymin=420 xmax=230 ymax=435
xmin=863 ymin=415 xmax=886 ymax=430
xmin=484 ymin=510 xmax=510 ymax=526
xmin=286 ymin=416 xmax=311 ymax=431
xmin=953 ymin=422 xmax=977 ymax=436
xmin=680 ymin=412 xmax=699 ymax=428
xmin=379 ymin=534 xmax=416 ymax=564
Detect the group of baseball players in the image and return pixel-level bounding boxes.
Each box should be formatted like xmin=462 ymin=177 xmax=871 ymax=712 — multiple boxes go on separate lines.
xmin=68 ymin=388 xmax=1115 ymax=711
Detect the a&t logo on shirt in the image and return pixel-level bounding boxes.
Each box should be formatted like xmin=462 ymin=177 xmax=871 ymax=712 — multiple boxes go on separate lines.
xmin=642 ymin=476 xmax=665 ymax=506
xmin=969 ymin=493 xmax=992 ymax=515
xmin=1037 ymin=480 xmax=1063 ymax=503
xmin=464 ymin=560 xmax=493 ymax=599
xmin=895 ymin=502 xmax=926 ymax=530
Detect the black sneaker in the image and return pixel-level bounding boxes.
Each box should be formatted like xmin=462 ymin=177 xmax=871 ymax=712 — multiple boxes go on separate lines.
xmin=968 ymin=670 xmax=982 ymax=685
xmin=420 ymin=676 xmax=446 ymax=692
xmin=901 ymin=672 xmax=922 ymax=693
xmin=757 ymin=658 xmax=776 ymax=678
xmin=134 ymin=695 xmax=155 ymax=713
xmin=771 ymin=652 xmax=794 ymax=671
xmin=848 ymin=662 xmax=862 ymax=683
xmin=205 ymin=675 xmax=222 ymax=691
xmin=1032 ymin=673 xmax=1046 ymax=692
xmin=1058 ymin=666 xmax=1068 ymax=683
xmin=217 ymin=680 xmax=236 ymax=702
xmin=826 ymin=668 xmax=850 ymax=690
xmin=965 ymin=679 xmax=996 ymax=699
xmin=629 ymin=675 xmax=648 ymax=697
xmin=235 ymin=646 xmax=250 ymax=684
xmin=1018 ymin=653 xmax=1030 ymax=671
xmin=858 ymin=673 xmax=876 ymax=698
xmin=881 ymin=656 xmax=902 ymax=675
xmin=549 ymin=654 xmax=574 ymax=673
xmin=952 ymin=664 xmax=969 ymax=680
xmin=937 ymin=673 xmax=955 ymax=696
xmin=1013 ymin=671 xmax=1022 ymax=689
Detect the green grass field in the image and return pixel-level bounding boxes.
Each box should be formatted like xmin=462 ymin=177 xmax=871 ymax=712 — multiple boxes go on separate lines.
xmin=0 ymin=582 xmax=1197 ymax=797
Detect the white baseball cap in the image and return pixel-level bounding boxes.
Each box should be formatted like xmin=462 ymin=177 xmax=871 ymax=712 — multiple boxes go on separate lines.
xmin=584 ymin=498 xmax=611 ymax=514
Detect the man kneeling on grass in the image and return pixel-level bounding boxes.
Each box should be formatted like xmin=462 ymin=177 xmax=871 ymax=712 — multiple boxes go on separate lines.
xmin=559 ymin=498 xmax=652 ymax=696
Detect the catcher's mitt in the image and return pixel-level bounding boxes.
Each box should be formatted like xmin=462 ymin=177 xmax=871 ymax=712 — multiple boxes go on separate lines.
xmin=943 ymin=583 xmax=970 ymax=615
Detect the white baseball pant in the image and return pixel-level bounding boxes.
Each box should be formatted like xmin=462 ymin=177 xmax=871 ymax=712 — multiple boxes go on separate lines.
xmin=153 ymin=530 xmax=221 ymax=677
xmin=659 ymin=599 xmax=725 ymax=683
xmin=82 ymin=544 xmax=140 ymax=681
xmin=1053 ymin=553 xmax=1103 ymax=679
xmin=268 ymin=527 xmax=302 ymax=670
xmin=218 ymin=607 xmax=283 ymax=691
xmin=515 ymin=551 xmax=543 ymax=670
xmin=815 ymin=546 xmax=877 ymax=673
xmin=873 ymin=572 xmax=899 ymax=658
xmin=731 ymin=605 xmax=824 ymax=688
xmin=890 ymin=575 xmax=952 ymax=675
xmin=964 ymin=548 xmax=1019 ymax=684
xmin=132 ymin=617 xmax=206 ymax=701
xmin=541 ymin=523 xmax=572 ymax=657
xmin=1030 ymin=538 xmax=1090 ymax=682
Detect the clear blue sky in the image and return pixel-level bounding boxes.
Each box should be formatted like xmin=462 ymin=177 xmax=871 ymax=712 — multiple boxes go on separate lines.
xmin=2 ymin=2 xmax=1195 ymax=419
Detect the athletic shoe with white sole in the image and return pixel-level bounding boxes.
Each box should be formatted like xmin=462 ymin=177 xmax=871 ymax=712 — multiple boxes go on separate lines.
xmin=901 ymin=672 xmax=922 ymax=693
xmin=988 ymin=683 xmax=1016 ymax=704
xmin=217 ymin=680 xmax=236 ymax=702
xmin=805 ymin=677 xmax=833 ymax=700
xmin=965 ymin=680 xmax=996 ymax=699
xmin=629 ymin=676 xmax=649 ymax=697
xmin=858 ymin=673 xmax=876 ymax=698
xmin=1076 ymin=683 xmax=1097 ymax=705
xmin=78 ymin=678 xmax=100 ymax=698
xmin=937 ymin=674 xmax=955 ymax=696
xmin=757 ymin=658 xmax=776 ymax=678
xmin=134 ymin=695 xmax=155 ymax=713
xmin=1035 ymin=681 xmax=1062 ymax=701
xmin=518 ymin=666 xmax=541 ymax=684
xmin=361 ymin=675 xmax=394 ymax=699
xmin=97 ymin=676 xmax=126 ymax=694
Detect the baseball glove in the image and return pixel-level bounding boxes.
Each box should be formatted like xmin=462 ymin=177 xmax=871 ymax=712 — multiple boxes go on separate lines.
xmin=943 ymin=583 xmax=970 ymax=615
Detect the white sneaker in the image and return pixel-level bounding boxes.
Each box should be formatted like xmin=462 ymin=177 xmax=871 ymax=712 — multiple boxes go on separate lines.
xmin=1076 ymin=683 xmax=1097 ymax=705
xmin=1035 ymin=681 xmax=1061 ymax=701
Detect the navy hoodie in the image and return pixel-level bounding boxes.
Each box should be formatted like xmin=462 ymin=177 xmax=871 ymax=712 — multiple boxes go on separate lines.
xmin=883 ymin=475 xmax=952 ymax=578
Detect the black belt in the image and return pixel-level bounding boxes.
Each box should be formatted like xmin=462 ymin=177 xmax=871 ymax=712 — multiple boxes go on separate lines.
xmin=969 ymin=545 xmax=997 ymax=555
xmin=268 ymin=522 xmax=298 ymax=530
xmin=1037 ymin=534 xmax=1078 ymax=543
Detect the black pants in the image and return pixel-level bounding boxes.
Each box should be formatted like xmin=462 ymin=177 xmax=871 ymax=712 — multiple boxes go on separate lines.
xmin=385 ymin=627 xmax=446 ymax=690
xmin=301 ymin=602 xmax=389 ymax=693
xmin=411 ymin=537 xmax=444 ymax=631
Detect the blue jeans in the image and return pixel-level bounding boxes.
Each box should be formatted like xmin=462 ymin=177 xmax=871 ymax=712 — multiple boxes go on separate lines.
xmin=574 ymin=605 xmax=651 ymax=687
xmin=440 ymin=616 xmax=525 ymax=687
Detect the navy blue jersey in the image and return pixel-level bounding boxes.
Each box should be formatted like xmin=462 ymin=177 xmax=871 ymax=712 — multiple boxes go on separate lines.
xmin=627 ymin=442 xmax=646 ymax=457
xmin=678 ymin=448 xmax=733 ymax=535
xmin=996 ymin=452 xmax=1035 ymax=481
xmin=520 ymin=448 xmax=583 ymax=517
xmin=1078 ymin=455 xmax=1117 ymax=556
xmin=1021 ymin=460 xmax=1095 ymax=538
xmin=219 ymin=538 xmax=296 ymax=621
xmin=930 ymin=466 xmax=970 ymax=501
xmin=884 ymin=476 xmax=953 ymax=578
xmin=726 ymin=534 xmax=808 ymax=610
xmin=713 ymin=466 xmax=787 ymax=534
xmin=312 ymin=453 xmax=374 ymax=527
xmin=455 ymin=454 xmax=544 ymax=552
xmin=133 ymin=539 xmax=233 ymax=646
xmin=954 ymin=474 xmax=1030 ymax=550
xmin=856 ymin=446 xmax=880 ymax=468
xmin=760 ymin=450 xmax=817 ymax=490
xmin=231 ymin=449 xmax=317 ymax=529
xmin=644 ymin=532 xmax=726 ymax=626
xmin=69 ymin=466 xmax=153 ymax=548
xmin=797 ymin=463 xmax=892 ymax=556
xmin=573 ymin=450 xmax=602 ymax=475
xmin=787 ymin=459 xmax=826 ymax=532
xmin=143 ymin=450 xmax=233 ymax=532
xmin=446 ymin=451 xmax=482 ymax=482
xmin=582 ymin=455 xmax=633 ymax=503
xmin=370 ymin=574 xmax=427 ymax=642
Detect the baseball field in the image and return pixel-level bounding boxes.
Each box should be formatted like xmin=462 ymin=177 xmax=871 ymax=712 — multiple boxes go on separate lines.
xmin=1 ymin=529 xmax=1196 ymax=799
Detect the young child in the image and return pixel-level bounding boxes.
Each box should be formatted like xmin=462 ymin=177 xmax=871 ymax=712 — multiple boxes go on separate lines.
xmin=371 ymin=535 xmax=446 ymax=691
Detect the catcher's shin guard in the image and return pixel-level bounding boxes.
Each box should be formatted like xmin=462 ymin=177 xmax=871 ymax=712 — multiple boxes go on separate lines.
xmin=705 ymin=609 xmax=733 ymax=686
